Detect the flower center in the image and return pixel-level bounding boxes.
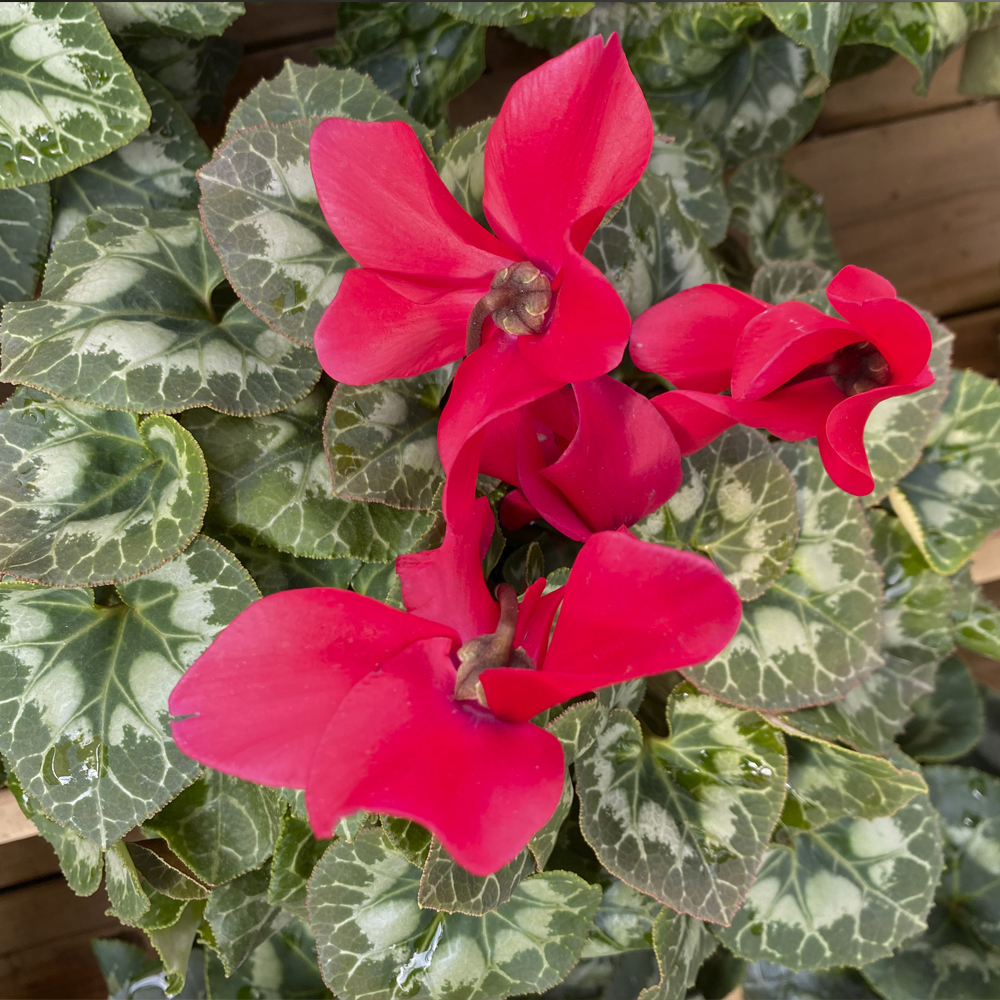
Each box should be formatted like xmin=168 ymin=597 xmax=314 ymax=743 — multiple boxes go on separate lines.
xmin=466 ymin=262 xmax=553 ymax=354
xmin=454 ymin=583 xmax=534 ymax=705
xmin=785 ymin=341 xmax=892 ymax=397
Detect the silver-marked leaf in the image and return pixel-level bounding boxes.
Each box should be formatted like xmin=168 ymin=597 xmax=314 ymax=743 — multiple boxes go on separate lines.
xmin=182 ymin=385 xmax=437 ymax=561
xmin=0 ymin=183 xmax=50 ymax=306
xmin=586 ymin=170 xmax=724 ymax=319
xmin=325 ymin=365 xmax=455 ymax=509
xmin=0 ymin=536 xmax=256 ymax=846
xmin=204 ymin=862 xmax=291 ymax=975
xmin=581 ymin=880 xmax=660 ymax=958
xmin=951 ymin=564 xmax=1000 ymax=659
xmin=728 ymin=155 xmax=839 ymax=271
xmin=787 ymin=509 xmax=953 ymax=752
xmin=146 ymin=898 xmax=205 ymax=994
xmin=143 ymin=770 xmax=283 ymax=886
xmin=131 ymin=886 xmax=186 ymax=932
xmin=428 ymin=3 xmax=594 ymax=26
xmin=350 ymin=560 xmax=406 ymax=610
xmin=382 ymin=816 xmax=432 ymax=869
xmin=633 ymin=426 xmax=799 ymax=601
xmin=685 ymin=442 xmax=884 ymax=712
xmin=751 ymin=260 xmax=832 ymax=310
xmin=862 ymin=312 xmax=953 ymax=506
xmin=1 ymin=207 xmax=320 ymax=416
xmin=780 ymin=735 xmax=927 ymax=831
xmin=0 ymin=387 xmax=208 ymax=586
xmin=308 ymin=831 xmax=601 ymax=1000
xmin=225 ymin=60 xmax=431 ymax=148
xmin=435 ymin=118 xmax=491 ymax=227
xmin=717 ymin=787 xmax=944 ymax=969
xmin=638 ymin=907 xmax=717 ymax=1000
xmin=528 ymin=769 xmax=574 ymax=871
xmin=893 ymin=369 xmax=1000 ymax=574
xmin=105 ymin=840 xmax=150 ymax=924
xmin=899 ymin=655 xmax=984 ymax=763
xmin=418 ymin=839 xmax=535 ymax=915
xmin=268 ymin=814 xmax=331 ymax=920
xmin=545 ymin=697 xmax=609 ymax=764
xmin=576 ymin=691 xmax=787 ymax=926
xmin=759 ymin=3 xmax=851 ymax=87
xmin=50 ymin=69 xmax=208 ymax=243
xmin=0 ymin=2 xmax=150 ymax=189
xmin=743 ymin=960 xmax=879 ymax=1000
xmin=862 ymin=903 xmax=1000 ymax=1000
xmin=128 ymin=842 xmax=208 ymax=901
xmin=94 ymin=2 xmax=244 ymax=40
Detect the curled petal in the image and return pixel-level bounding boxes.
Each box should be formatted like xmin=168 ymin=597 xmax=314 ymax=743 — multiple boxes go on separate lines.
xmin=499 ymin=489 xmax=541 ymax=532
xmin=825 ymin=264 xmax=897 ymax=322
xmin=169 ymin=590 xmax=455 ymax=787
xmin=484 ymin=33 xmax=652 ymax=270
xmin=305 ymin=637 xmax=566 ymax=875
xmin=513 ymin=578 xmax=563 ymax=670
xmin=834 ymin=296 xmax=932 ymax=385
xmin=651 ymin=391 xmax=740 ymax=454
xmin=480 ymin=408 xmax=522 ymax=486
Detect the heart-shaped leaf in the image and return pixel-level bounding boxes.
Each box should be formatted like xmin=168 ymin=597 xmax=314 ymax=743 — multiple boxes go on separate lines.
xmin=0 ymin=1 xmax=151 ymax=188
xmin=576 ymin=687 xmax=787 ymax=925
xmin=0 ymin=183 xmax=51 ymax=306
xmin=268 ymin=815 xmax=331 ymax=920
xmin=105 ymin=839 xmax=150 ymax=923
xmin=581 ymin=879 xmax=661 ymax=958
xmin=435 ymin=118 xmax=491 ymax=227
xmin=638 ymin=906 xmax=717 ymax=1000
xmin=751 ymin=260 xmax=832 ymax=311
xmin=0 ymin=536 xmax=257 ymax=846
xmin=528 ymin=769 xmax=574 ymax=870
xmin=633 ymin=425 xmax=799 ymax=600
xmin=94 ymin=1 xmax=244 ymax=40
xmin=0 ymin=387 xmax=208 ymax=586
xmin=685 ymin=442 xmax=884 ymax=712
xmin=128 ymin=842 xmax=208 ymax=901
xmin=1 ymin=207 xmax=320 ymax=416
xmin=418 ymin=840 xmax=536 ymax=916
xmin=758 ymin=2 xmax=851 ymax=87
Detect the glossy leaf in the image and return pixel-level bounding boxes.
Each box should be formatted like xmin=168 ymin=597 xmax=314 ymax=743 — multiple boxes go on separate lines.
xmin=0 ymin=537 xmax=255 ymax=846
xmin=268 ymin=814 xmax=331 ymax=920
xmin=759 ymin=3 xmax=851 ymax=86
xmin=143 ymin=770 xmax=283 ymax=886
xmin=893 ymin=368 xmax=1000 ymax=573
xmin=105 ymin=840 xmax=150 ymax=924
xmin=0 ymin=183 xmax=51 ymax=307
xmin=951 ymin=564 xmax=1000 ymax=659
xmin=545 ymin=697 xmax=609 ymax=765
xmin=128 ymin=842 xmax=208 ymax=901
xmin=633 ymin=425 xmax=799 ymax=601
xmin=94 ymin=1 xmax=244 ymax=39
xmin=349 ymin=560 xmax=407 ymax=611
xmin=638 ymin=907 xmax=717 ymax=1000
xmin=0 ymin=1 xmax=150 ymax=188
xmin=528 ymin=770 xmax=574 ymax=870
xmin=581 ymin=879 xmax=660 ymax=958
xmin=576 ymin=690 xmax=787 ymax=925
xmin=435 ymin=117 xmax=491 ymax=227
xmin=324 ymin=365 xmax=455 ymax=509
xmin=750 ymin=260 xmax=832 ymax=311
xmin=382 ymin=816 xmax=433 ymax=869
xmin=428 ymin=2 xmax=594 ymax=26
xmin=685 ymin=442 xmax=884 ymax=712
xmin=1 ymin=207 xmax=319 ymax=416
xmin=182 ymin=384 xmax=437 ymax=561
xmin=147 ymin=899 xmax=205 ymax=994
xmin=899 ymin=655 xmax=984 ymax=763
xmin=418 ymin=840 xmax=536 ymax=915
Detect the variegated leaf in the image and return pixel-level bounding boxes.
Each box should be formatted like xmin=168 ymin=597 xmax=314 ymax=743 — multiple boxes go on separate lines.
xmin=268 ymin=814 xmax=330 ymax=920
xmin=0 ymin=183 xmax=50 ymax=306
xmin=638 ymin=907 xmax=717 ymax=1000
xmin=127 ymin=842 xmax=208 ymax=901
xmin=0 ymin=537 xmax=256 ymax=846
xmin=685 ymin=442 xmax=883 ymax=712
xmin=0 ymin=1 xmax=150 ymax=189
xmin=951 ymin=564 xmax=1000 ymax=659
xmin=1 ymin=207 xmax=319 ymax=416
xmin=418 ymin=840 xmax=536 ymax=916
xmin=632 ymin=425 xmax=799 ymax=600
xmin=435 ymin=117 xmax=491 ymax=227
xmin=528 ymin=770 xmax=574 ymax=871
xmin=899 ymin=655 xmax=984 ymax=763
xmin=751 ymin=260 xmax=832 ymax=311
xmin=308 ymin=830 xmax=601 ymax=1000
xmin=94 ymin=1 xmax=244 ymax=39
xmin=576 ymin=688 xmax=787 ymax=925
xmin=758 ymin=2 xmax=851 ymax=87
xmin=0 ymin=387 xmax=208 ymax=586
xmin=182 ymin=384 xmax=437 ymax=561
xmin=146 ymin=899 xmax=205 ymax=993
xmin=545 ymin=696 xmax=609 ymax=765
xmin=105 ymin=839 xmax=150 ymax=923
xmin=428 ymin=3 xmax=594 ymax=26
xmin=382 ymin=816 xmax=433 ymax=869
xmin=581 ymin=879 xmax=660 ymax=958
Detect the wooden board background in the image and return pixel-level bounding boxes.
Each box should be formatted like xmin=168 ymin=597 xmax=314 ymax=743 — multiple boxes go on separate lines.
xmin=4 ymin=4 xmax=1000 ymax=996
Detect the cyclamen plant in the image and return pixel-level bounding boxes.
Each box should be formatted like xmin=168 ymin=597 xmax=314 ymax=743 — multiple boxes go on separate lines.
xmin=3 ymin=3 xmax=1000 ymax=1000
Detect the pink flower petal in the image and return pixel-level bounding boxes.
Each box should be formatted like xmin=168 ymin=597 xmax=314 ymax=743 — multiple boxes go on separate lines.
xmin=651 ymin=391 xmax=740 ymax=454
xmin=169 ymin=590 xmax=456 ymax=787
xmin=513 ymin=578 xmax=563 ymax=669
xmin=483 ymin=34 xmax=652 ymax=270
xmin=836 ymin=297 xmax=933 ymax=385
xmin=825 ymin=264 xmax=897 ymax=321
xmin=499 ymin=489 xmax=541 ymax=531
xmin=479 ymin=408 xmax=522 ymax=486
xmin=305 ymin=637 xmax=566 ymax=875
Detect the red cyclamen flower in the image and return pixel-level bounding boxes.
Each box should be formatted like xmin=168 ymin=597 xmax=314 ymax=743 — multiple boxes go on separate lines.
xmin=169 ymin=499 xmax=740 ymax=874
xmin=630 ymin=266 xmax=934 ymax=495
xmin=309 ymin=34 xmax=653 ymax=479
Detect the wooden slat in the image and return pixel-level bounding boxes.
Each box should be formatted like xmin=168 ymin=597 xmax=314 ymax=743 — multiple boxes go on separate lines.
xmin=947 ymin=306 xmax=1000 ymax=378
xmin=0 ymin=789 xmax=37 ymax=846
xmin=0 ymin=836 xmax=60 ymax=893
xmin=226 ymin=1 xmax=338 ymax=50
xmin=972 ymin=530 xmax=1000 ymax=585
xmin=786 ymin=101 xmax=1000 ymax=317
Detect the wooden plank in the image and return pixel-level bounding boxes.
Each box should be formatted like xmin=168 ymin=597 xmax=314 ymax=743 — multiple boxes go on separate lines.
xmin=786 ymin=101 xmax=1000 ymax=317
xmin=972 ymin=530 xmax=1000 ymax=585
xmin=0 ymin=836 xmax=60 ymax=893
xmin=0 ymin=789 xmax=36 ymax=846
xmin=226 ymin=1 xmax=338 ymax=50
xmin=947 ymin=306 xmax=1000 ymax=378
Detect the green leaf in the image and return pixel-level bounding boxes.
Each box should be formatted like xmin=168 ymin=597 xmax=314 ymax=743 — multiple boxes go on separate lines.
xmin=382 ymin=816 xmax=433 ymax=869
xmin=143 ymin=770 xmax=284 ymax=885
xmin=580 ymin=879 xmax=660 ymax=958
xmin=50 ymin=69 xmax=208 ymax=243
xmin=1 ymin=207 xmax=320 ymax=416
xmin=528 ymin=769 xmax=574 ymax=871
xmin=127 ymin=841 xmax=208 ymax=901
xmin=94 ymin=2 xmax=244 ymax=40
xmin=727 ymin=155 xmax=839 ymax=271
xmin=0 ymin=536 xmax=256 ymax=846
xmin=899 ymin=655 xmax=984 ymax=763
xmin=750 ymin=260 xmax=832 ymax=311
xmin=147 ymin=898 xmax=205 ymax=994
xmin=317 ymin=4 xmax=486 ymax=131
xmin=685 ymin=442 xmax=884 ymax=713
xmin=743 ymin=960 xmax=879 ymax=1000
xmin=0 ymin=183 xmax=51 ymax=307
xmin=350 ymin=559 xmax=406 ymax=610
xmin=951 ymin=564 xmax=1000 ymax=659
xmin=308 ymin=830 xmax=601 ymax=1000
xmin=960 ymin=21 xmax=1000 ymax=96
xmin=324 ymin=365 xmax=455 ymax=509
xmin=576 ymin=689 xmax=788 ymax=925
xmin=758 ymin=3 xmax=851 ymax=87
xmin=0 ymin=387 xmax=208 ymax=586
xmin=586 ymin=170 xmax=724 ymax=320
xmin=716 ymin=784 xmax=944 ymax=969
xmin=105 ymin=839 xmax=151 ymax=923
xmin=418 ymin=840 xmax=536 ymax=916
xmin=181 ymin=384 xmax=437 ymax=561
xmin=545 ymin=697 xmax=609 ymax=765
xmin=632 ymin=425 xmax=799 ymax=601
xmin=892 ymin=369 xmax=1000 ymax=573
xmin=204 ymin=861 xmax=290 ymax=975
xmin=268 ymin=814 xmax=331 ymax=920
xmin=92 ymin=938 xmax=163 ymax=998
xmin=787 ymin=509 xmax=953 ymax=753
xmin=428 ymin=2 xmax=594 ymax=26
xmin=0 ymin=1 xmax=151 ymax=189
xmin=435 ymin=118 xmax=491 ymax=227
xmin=638 ymin=907 xmax=717 ymax=1000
